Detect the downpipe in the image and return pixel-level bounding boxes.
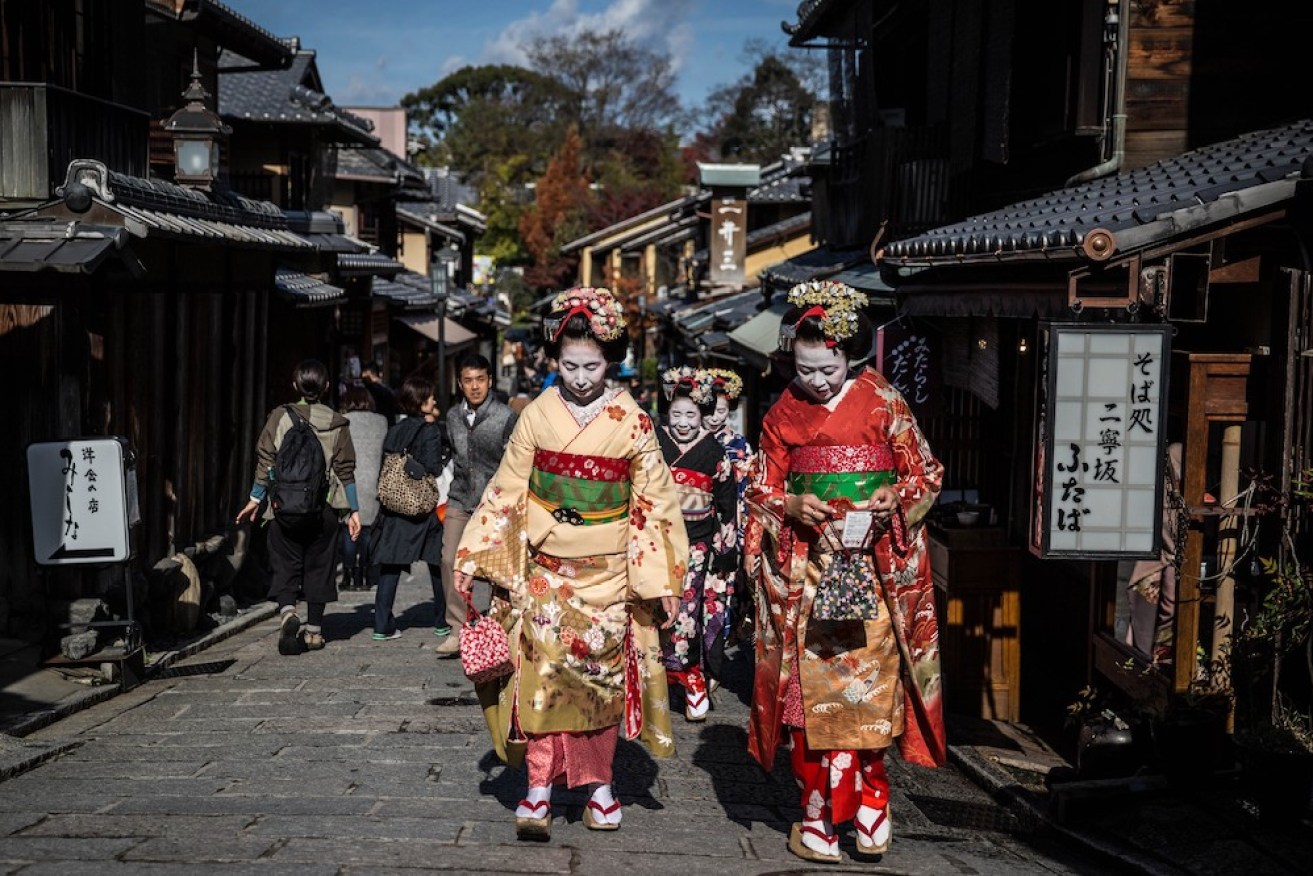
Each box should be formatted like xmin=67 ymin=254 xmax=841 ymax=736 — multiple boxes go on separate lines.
xmin=1067 ymin=0 xmax=1129 ymax=186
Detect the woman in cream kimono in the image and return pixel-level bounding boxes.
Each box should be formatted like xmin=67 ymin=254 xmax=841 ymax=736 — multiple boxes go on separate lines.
xmin=745 ymin=280 xmax=945 ymax=864
xmin=454 ymin=287 xmax=688 ymax=842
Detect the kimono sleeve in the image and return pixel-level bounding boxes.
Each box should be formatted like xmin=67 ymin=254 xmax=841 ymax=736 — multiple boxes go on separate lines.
xmin=453 ymin=414 xmax=535 ymax=589
xmin=885 ymin=386 xmax=943 ymax=527
xmin=745 ymin=414 xmax=791 ymax=543
xmin=626 ymin=411 xmax=689 ymax=602
xmin=711 ymin=450 xmax=739 ymax=571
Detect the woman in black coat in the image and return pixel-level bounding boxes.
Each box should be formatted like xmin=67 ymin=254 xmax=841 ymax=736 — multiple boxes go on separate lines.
xmin=370 ymin=375 xmax=451 ymax=639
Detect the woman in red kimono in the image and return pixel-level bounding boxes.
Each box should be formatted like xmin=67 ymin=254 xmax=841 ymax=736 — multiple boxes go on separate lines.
xmin=744 ymin=280 xmax=945 ymax=863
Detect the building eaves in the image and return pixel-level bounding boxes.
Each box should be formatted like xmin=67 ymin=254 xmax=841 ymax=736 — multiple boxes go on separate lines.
xmin=561 ymin=192 xmax=707 ymax=254
xmin=218 ymin=50 xmax=378 ymax=146
xmin=782 ymin=0 xmax=843 ymax=46
xmin=880 ymin=118 xmax=1313 ymax=269
xmin=0 ymin=221 xmax=133 ymax=274
xmin=692 ymin=212 xmax=814 ymax=265
xmin=338 ymin=251 xmax=405 ymax=277
xmin=148 ymin=0 xmax=292 ymax=69
xmin=275 ymin=268 xmax=344 ymax=307
xmin=396 ymin=205 xmax=466 ymax=245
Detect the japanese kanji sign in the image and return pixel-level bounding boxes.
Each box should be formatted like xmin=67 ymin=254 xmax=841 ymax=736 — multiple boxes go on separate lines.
xmin=878 ymin=324 xmax=939 ymax=418
xmin=708 ymin=196 xmax=746 ymax=288
xmin=27 ymin=438 xmax=134 ymax=565
xmin=1037 ymin=325 xmax=1170 ymax=559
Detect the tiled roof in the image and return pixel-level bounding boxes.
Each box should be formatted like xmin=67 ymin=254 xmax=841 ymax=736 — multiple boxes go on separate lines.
xmin=758 ymin=245 xmax=867 ymax=286
xmin=338 ymin=251 xmax=404 ymax=277
xmin=782 ymin=0 xmax=841 ymax=44
xmin=396 ymin=204 xmax=465 ymax=244
xmin=102 ymin=170 xmax=310 ymax=249
xmin=147 ymin=0 xmax=291 ymax=69
xmin=336 ymin=147 xmax=428 ymax=191
xmin=218 ymin=50 xmax=377 ymax=145
xmin=399 ymin=201 xmax=486 ymax=236
xmin=881 ymin=118 xmax=1313 ymax=267
xmin=0 ymin=221 xmax=130 ymax=274
xmin=692 ymin=212 xmax=814 ymax=266
xmin=373 ymin=270 xmax=439 ymax=309
xmin=562 ymin=152 xmax=811 ymax=254
xmin=422 ymin=168 xmax=479 ymax=211
xmin=275 ymin=268 xmax=344 ymax=307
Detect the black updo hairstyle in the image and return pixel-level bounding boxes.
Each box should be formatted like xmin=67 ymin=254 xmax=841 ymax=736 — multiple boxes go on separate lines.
xmin=543 ymin=311 xmax=630 ymax=364
xmin=710 ymin=380 xmax=741 ymax=412
xmin=659 ymin=376 xmax=716 ymax=419
xmin=777 ymin=305 xmax=875 ymax=363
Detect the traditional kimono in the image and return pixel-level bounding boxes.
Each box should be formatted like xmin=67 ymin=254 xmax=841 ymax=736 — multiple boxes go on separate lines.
xmin=656 ymin=429 xmax=738 ymax=678
xmin=745 ymin=367 xmax=945 ymax=804
xmin=711 ymin=424 xmax=754 ymax=638
xmin=456 ymin=387 xmax=689 ymax=773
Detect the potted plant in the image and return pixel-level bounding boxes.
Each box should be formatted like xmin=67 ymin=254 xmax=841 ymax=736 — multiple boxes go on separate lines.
xmin=1229 ymin=470 xmax=1313 ymax=825
xmin=1065 ymin=685 xmax=1142 ymax=780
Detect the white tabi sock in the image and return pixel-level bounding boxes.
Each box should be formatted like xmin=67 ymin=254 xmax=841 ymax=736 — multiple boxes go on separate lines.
xmin=587 ymin=783 xmax=622 ymax=826
xmin=515 ymin=785 xmax=551 ymax=819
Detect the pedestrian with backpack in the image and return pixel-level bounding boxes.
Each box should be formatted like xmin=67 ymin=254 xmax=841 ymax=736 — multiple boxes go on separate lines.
xmin=236 ymin=359 xmax=361 ymax=655
xmin=368 ymin=375 xmax=451 ymax=641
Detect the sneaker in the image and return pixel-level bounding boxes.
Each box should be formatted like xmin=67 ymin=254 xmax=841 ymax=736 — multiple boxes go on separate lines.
xmin=434 ymin=635 xmax=460 ymax=657
xmin=277 ymin=612 xmax=303 ymax=655
xmin=372 ymin=630 xmax=402 ymax=641
xmin=434 ymin=625 xmax=453 ymax=638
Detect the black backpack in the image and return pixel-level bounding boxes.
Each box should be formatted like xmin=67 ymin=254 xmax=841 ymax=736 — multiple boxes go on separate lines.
xmin=270 ymin=405 xmax=328 ymax=524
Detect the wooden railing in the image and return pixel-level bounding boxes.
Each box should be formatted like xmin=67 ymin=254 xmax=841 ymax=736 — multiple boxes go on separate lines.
xmin=821 ymin=125 xmax=956 ymax=247
xmin=0 ymin=83 xmax=149 ymax=202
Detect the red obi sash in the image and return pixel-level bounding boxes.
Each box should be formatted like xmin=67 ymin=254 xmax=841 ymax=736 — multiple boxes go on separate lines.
xmin=789 ymin=443 xmax=894 ymax=474
xmin=672 ymin=466 xmax=714 ymax=521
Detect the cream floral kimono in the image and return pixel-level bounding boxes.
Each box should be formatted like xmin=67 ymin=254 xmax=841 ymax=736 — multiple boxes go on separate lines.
xmin=456 ymin=387 xmax=689 ymax=764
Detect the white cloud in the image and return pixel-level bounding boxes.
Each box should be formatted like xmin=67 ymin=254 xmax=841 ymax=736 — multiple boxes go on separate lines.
xmin=481 ymin=0 xmax=695 ymax=72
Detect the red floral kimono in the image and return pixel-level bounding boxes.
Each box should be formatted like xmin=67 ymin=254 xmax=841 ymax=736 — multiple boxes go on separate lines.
xmin=745 ymin=367 xmax=946 ymax=771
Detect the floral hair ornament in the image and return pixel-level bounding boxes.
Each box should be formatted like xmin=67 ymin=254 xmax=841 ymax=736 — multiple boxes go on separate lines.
xmin=705 ymin=368 xmax=743 ymax=400
xmin=778 ymin=279 xmax=869 ymax=351
xmin=542 ymin=286 xmax=627 ymax=343
xmin=661 ymin=366 xmax=714 ymax=404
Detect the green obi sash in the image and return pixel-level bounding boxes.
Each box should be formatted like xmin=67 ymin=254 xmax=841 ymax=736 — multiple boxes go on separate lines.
xmin=787 ymin=444 xmax=897 ymax=503
xmin=529 ymin=450 xmax=630 ymax=526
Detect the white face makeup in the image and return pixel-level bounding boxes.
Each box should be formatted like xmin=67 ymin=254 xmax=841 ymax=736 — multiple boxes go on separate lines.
xmin=705 ymin=395 xmax=730 ymax=430
xmin=792 ymin=339 xmax=850 ymax=402
xmin=557 ymin=337 xmax=609 ymax=406
xmin=667 ymin=396 xmax=703 ymax=441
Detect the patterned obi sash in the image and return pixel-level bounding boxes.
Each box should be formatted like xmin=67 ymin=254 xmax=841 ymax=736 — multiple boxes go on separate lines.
xmin=788 ymin=444 xmax=896 ymax=504
xmin=530 ymin=450 xmax=629 ymax=526
xmin=672 ymin=467 xmax=714 ymax=522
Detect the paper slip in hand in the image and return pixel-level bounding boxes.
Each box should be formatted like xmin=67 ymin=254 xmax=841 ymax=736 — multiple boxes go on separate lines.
xmin=841 ymin=511 xmax=873 ymax=548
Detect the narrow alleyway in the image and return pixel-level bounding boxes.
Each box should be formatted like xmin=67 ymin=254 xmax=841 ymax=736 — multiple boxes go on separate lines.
xmin=0 ymin=582 xmax=1119 ymax=874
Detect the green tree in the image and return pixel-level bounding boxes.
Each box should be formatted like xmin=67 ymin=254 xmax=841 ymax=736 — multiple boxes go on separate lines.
xmin=701 ymin=41 xmax=818 ymax=163
xmin=522 ymin=28 xmax=682 ymax=139
xmin=401 ymin=65 xmax=571 ymax=181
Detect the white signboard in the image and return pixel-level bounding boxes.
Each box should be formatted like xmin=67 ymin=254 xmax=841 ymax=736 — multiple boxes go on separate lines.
xmin=27 ymin=438 xmax=134 ymax=565
xmin=1039 ymin=325 xmax=1170 ymax=559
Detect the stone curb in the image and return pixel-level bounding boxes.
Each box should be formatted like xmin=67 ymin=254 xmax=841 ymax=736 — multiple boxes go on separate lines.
xmin=947 ymin=743 xmax=1183 ymax=876
xmin=0 ymin=602 xmax=278 ymax=742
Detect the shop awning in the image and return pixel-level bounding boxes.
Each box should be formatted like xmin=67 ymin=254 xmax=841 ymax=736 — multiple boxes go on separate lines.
xmin=274 ymin=268 xmax=344 ymax=308
xmin=395 ymin=314 xmax=479 ymax=348
xmin=727 ymin=299 xmax=791 ymax=368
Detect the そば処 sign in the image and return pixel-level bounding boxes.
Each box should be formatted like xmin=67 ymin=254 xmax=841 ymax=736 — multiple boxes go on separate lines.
xmin=1036 ymin=324 xmax=1170 ymax=559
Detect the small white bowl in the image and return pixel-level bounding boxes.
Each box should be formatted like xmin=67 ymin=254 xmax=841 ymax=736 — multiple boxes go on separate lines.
xmin=956 ymin=511 xmax=981 ymax=526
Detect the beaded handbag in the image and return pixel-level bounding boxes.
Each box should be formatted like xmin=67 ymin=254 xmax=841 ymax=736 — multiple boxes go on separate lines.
xmin=459 ymin=592 xmax=514 ymax=684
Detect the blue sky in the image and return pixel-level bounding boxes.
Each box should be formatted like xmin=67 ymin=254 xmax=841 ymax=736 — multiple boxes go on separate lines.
xmin=227 ymin=0 xmax=804 ymax=110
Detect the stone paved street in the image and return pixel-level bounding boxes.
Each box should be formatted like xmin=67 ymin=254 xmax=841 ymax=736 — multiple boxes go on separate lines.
xmin=0 ymin=581 xmax=1121 ymax=874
